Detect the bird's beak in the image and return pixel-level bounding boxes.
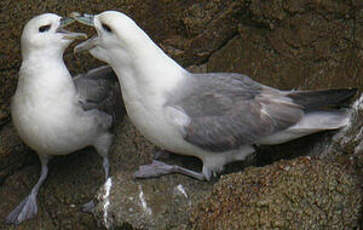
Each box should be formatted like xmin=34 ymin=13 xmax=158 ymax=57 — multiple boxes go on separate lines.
xmin=70 ymin=12 xmax=95 ymax=27
xmin=56 ymin=17 xmax=87 ymax=40
xmin=74 ymin=35 xmax=98 ymax=54
xmin=70 ymin=12 xmax=98 ymax=54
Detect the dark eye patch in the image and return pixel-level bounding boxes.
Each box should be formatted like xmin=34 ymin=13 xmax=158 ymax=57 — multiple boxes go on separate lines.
xmin=102 ymin=23 xmax=112 ymax=33
xmin=39 ymin=24 xmax=51 ymax=33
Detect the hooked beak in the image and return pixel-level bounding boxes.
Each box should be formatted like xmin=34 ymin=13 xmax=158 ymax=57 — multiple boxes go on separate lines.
xmin=56 ymin=17 xmax=87 ymax=40
xmin=74 ymin=35 xmax=98 ymax=54
xmin=70 ymin=12 xmax=95 ymax=26
xmin=70 ymin=12 xmax=98 ymax=54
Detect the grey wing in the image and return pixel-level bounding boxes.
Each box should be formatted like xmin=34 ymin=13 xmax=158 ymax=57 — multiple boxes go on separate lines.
xmin=170 ymin=73 xmax=304 ymax=152
xmin=73 ymin=65 xmax=125 ymax=123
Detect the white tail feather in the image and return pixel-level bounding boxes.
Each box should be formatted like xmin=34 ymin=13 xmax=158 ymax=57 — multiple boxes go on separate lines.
xmin=257 ymin=110 xmax=349 ymax=145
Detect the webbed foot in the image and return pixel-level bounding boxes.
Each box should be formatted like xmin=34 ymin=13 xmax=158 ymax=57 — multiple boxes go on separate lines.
xmin=81 ymin=200 xmax=95 ymax=213
xmin=134 ymin=160 xmax=206 ymax=181
xmin=5 ymin=194 xmax=38 ymax=225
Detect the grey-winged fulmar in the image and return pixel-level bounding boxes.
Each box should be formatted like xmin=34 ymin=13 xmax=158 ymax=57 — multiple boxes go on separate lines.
xmin=73 ymin=11 xmax=356 ymax=181
xmin=6 ymin=13 xmax=124 ymax=225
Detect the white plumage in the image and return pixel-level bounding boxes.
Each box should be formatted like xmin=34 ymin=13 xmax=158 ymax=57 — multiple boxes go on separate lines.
xmin=7 ymin=13 xmax=121 ymax=225
xmin=74 ymin=11 xmax=355 ymax=181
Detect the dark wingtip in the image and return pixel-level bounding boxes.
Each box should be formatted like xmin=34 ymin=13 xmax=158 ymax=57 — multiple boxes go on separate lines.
xmin=349 ymin=88 xmax=359 ymax=95
xmin=337 ymin=88 xmax=359 ymax=101
xmin=288 ymin=88 xmax=359 ymax=110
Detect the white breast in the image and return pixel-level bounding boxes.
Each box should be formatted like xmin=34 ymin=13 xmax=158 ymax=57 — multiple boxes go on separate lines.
xmin=123 ymin=88 xmax=205 ymax=159
xmin=11 ymin=69 xmax=96 ymax=156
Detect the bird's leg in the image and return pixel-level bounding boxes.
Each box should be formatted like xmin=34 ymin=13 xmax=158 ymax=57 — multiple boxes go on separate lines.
xmin=134 ymin=160 xmax=206 ymax=181
xmin=152 ymin=149 xmax=171 ymax=160
xmin=83 ymin=135 xmax=112 ymax=213
xmin=102 ymin=156 xmax=110 ymax=180
xmin=202 ymin=166 xmax=213 ymax=181
xmin=82 ymin=155 xmax=111 ymax=213
xmin=5 ymin=156 xmax=50 ymax=225
xmin=82 ymin=155 xmax=110 ymax=213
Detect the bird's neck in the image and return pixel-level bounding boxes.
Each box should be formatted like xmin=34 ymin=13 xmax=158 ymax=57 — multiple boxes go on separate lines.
xmin=111 ymin=38 xmax=187 ymax=106
xmin=22 ymin=45 xmax=65 ymax=62
xmin=18 ymin=51 xmax=76 ymax=99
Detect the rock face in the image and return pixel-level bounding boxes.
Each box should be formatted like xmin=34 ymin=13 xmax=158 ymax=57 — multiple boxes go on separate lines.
xmin=0 ymin=0 xmax=362 ymax=229
xmin=87 ymin=118 xmax=214 ymax=230
xmin=91 ymin=95 xmax=363 ymax=230
xmin=190 ymin=157 xmax=362 ymax=230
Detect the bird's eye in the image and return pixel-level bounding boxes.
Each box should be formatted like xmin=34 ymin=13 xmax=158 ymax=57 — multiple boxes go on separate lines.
xmin=39 ymin=24 xmax=51 ymax=33
xmin=102 ymin=23 xmax=112 ymax=33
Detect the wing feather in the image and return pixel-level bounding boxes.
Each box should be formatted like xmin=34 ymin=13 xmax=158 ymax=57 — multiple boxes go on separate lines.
xmin=73 ymin=65 xmax=125 ymax=123
xmin=170 ymin=73 xmax=303 ymax=152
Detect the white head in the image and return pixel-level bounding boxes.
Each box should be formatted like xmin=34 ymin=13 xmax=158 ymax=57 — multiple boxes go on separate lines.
xmin=73 ymin=11 xmax=185 ymax=92
xmin=21 ymin=13 xmax=86 ymax=59
xmin=74 ymin=11 xmax=166 ymax=66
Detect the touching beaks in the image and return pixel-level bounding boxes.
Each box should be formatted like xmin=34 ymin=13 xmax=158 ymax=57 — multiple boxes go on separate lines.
xmin=74 ymin=34 xmax=98 ymax=54
xmin=57 ymin=17 xmax=87 ymax=40
xmin=70 ymin=12 xmax=98 ymax=54
xmin=70 ymin=12 xmax=95 ymax=27
xmin=60 ymin=17 xmax=75 ymax=27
